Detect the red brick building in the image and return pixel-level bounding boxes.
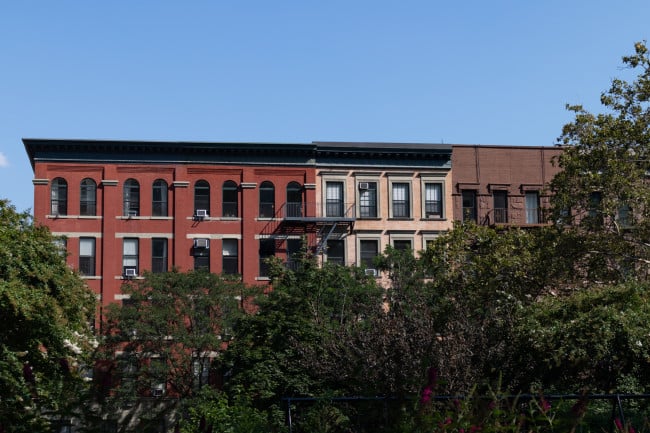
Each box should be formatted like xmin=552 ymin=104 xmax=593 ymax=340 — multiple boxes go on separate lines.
xmin=24 ymin=139 xmax=453 ymax=325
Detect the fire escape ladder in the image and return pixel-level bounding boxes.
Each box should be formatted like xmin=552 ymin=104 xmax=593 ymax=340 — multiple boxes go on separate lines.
xmin=315 ymin=222 xmax=339 ymax=255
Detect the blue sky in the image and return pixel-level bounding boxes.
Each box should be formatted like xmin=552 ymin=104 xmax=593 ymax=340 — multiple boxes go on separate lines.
xmin=1 ymin=1 xmax=649 ymax=213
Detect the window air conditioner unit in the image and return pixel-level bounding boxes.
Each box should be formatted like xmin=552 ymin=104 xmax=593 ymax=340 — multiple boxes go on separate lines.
xmin=365 ymin=268 xmax=378 ymax=277
xmin=127 ymin=210 xmax=138 ymax=218
xmin=151 ymin=383 xmax=165 ymax=397
xmin=195 ymin=209 xmax=208 ymax=219
xmin=358 ymin=182 xmax=370 ymax=190
xmin=194 ymin=238 xmax=210 ymax=249
xmin=123 ymin=267 xmax=137 ymax=278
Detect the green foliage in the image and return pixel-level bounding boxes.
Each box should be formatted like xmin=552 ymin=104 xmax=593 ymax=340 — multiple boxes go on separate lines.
xmin=97 ymin=270 xmax=255 ymax=429
xmin=0 ymin=199 xmax=96 ymax=432
xmin=180 ymin=387 xmax=267 ymax=433
xmin=514 ymin=282 xmax=650 ymax=393
xmin=551 ymin=41 xmax=650 ymax=282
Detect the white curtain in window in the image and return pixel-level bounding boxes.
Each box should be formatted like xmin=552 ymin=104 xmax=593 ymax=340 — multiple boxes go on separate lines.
xmin=80 ymin=238 xmax=94 ymax=256
xmin=426 ymin=184 xmax=441 ymax=201
xmin=222 ymin=239 xmax=238 ymax=256
xmin=392 ymin=183 xmax=408 ymax=201
xmin=326 ymin=182 xmax=342 ymax=200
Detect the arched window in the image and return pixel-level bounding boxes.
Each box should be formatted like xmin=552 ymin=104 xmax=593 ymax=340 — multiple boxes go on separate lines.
xmin=222 ymin=181 xmax=238 ymax=217
xmin=152 ymin=179 xmax=168 ymax=217
xmin=80 ymin=178 xmax=97 ymax=216
xmin=286 ymin=182 xmax=302 ymax=217
xmin=259 ymin=181 xmax=275 ymax=218
xmin=123 ymin=179 xmax=140 ymax=216
xmin=194 ymin=180 xmax=210 ymax=216
xmin=51 ymin=177 xmax=68 ymax=216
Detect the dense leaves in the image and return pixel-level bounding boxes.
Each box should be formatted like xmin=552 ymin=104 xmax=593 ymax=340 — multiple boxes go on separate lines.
xmin=0 ymin=199 xmax=96 ymax=432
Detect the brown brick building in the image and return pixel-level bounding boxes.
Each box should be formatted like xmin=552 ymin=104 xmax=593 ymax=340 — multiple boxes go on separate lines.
xmin=451 ymin=145 xmax=563 ymax=226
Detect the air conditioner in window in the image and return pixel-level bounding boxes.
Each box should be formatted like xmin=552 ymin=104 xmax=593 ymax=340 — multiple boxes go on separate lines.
xmin=358 ymin=182 xmax=370 ymax=190
xmin=127 ymin=210 xmax=138 ymax=218
xmin=151 ymin=383 xmax=165 ymax=397
xmin=194 ymin=209 xmax=208 ymax=219
xmin=365 ymin=268 xmax=378 ymax=277
xmin=194 ymin=238 xmax=210 ymax=249
xmin=123 ymin=267 xmax=137 ymax=278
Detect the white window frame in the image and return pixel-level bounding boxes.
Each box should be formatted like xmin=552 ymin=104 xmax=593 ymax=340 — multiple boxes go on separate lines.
xmin=388 ymin=175 xmax=413 ymax=219
xmin=356 ymin=176 xmax=380 ymax=219
xmin=356 ymin=234 xmax=382 ymax=271
xmin=320 ymin=174 xmax=348 ymax=218
xmin=420 ymin=176 xmax=446 ymax=219
xmin=389 ymin=233 xmax=415 ymax=254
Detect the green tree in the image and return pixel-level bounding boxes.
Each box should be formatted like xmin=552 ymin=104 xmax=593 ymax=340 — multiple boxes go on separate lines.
xmin=551 ymin=41 xmax=650 ymax=282
xmin=220 ymin=252 xmax=383 ymax=431
xmin=0 ymin=199 xmax=96 ymax=432
xmin=96 ymin=270 xmax=254 ymax=431
xmin=514 ymin=281 xmax=650 ymax=393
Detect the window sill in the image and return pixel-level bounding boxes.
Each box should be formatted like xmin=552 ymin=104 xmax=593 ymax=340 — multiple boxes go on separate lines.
xmin=388 ymin=218 xmax=414 ymax=221
xmin=81 ymin=276 xmax=102 ymax=280
xmin=255 ymin=276 xmax=271 ymax=281
xmin=357 ymin=217 xmax=382 ymax=220
xmin=421 ymin=217 xmax=447 ymax=221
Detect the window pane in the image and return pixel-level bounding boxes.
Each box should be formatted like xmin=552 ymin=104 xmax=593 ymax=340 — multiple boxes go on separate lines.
xmin=152 ymin=180 xmax=168 ymax=217
xmin=360 ymin=240 xmax=379 ymax=268
xmin=80 ymin=179 xmax=96 ymax=216
xmin=425 ymin=183 xmax=442 ymax=218
xmin=462 ymin=190 xmax=477 ymax=222
xmin=194 ymin=180 xmax=210 ymax=214
xmin=51 ymin=178 xmax=68 ymax=215
xmin=222 ymin=239 xmax=238 ymax=275
xmin=152 ymin=238 xmax=167 ymax=273
xmin=259 ymin=239 xmax=275 ymax=277
xmin=123 ymin=179 xmax=140 ymax=216
xmin=325 ymin=182 xmax=344 ymax=217
xmin=259 ymin=182 xmax=275 ymax=218
xmin=392 ymin=183 xmax=409 ymax=218
xmin=393 ymin=240 xmax=412 ymax=251
xmin=286 ymin=182 xmax=303 ymax=217
xmin=525 ymin=192 xmax=539 ymax=224
xmin=326 ymin=240 xmax=345 ymax=265
xmin=493 ymin=191 xmax=507 ymax=223
xmin=223 ymin=181 xmax=238 ymax=217
xmin=359 ymin=182 xmax=377 ymax=218
xmin=79 ymin=238 xmax=95 ymax=276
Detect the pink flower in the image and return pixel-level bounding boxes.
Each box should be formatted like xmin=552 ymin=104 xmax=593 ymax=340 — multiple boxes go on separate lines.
xmin=540 ymin=397 xmax=551 ymax=413
xmin=614 ymin=418 xmax=623 ymax=432
xmin=420 ymin=386 xmax=433 ymax=404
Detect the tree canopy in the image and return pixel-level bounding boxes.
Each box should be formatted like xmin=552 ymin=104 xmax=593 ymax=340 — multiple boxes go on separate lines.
xmin=0 ymin=199 xmax=96 ymax=432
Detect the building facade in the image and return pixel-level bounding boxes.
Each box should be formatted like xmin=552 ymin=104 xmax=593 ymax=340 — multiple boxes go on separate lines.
xmin=451 ymin=145 xmax=563 ymax=227
xmin=24 ymin=139 xmax=454 ymax=323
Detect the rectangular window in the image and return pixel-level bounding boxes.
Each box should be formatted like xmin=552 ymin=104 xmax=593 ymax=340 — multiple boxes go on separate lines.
xmin=391 ymin=182 xmax=410 ymax=218
xmin=493 ymin=191 xmax=508 ymax=223
xmin=325 ymin=182 xmax=344 ymax=217
xmin=53 ymin=237 xmax=67 ymax=258
xmin=193 ymin=239 xmax=210 ymax=271
xmin=79 ymin=237 xmax=95 ymax=276
xmin=259 ymin=239 xmax=275 ymax=277
xmin=359 ymin=239 xmax=379 ymax=269
xmin=222 ymin=239 xmax=238 ymax=275
xmin=525 ymin=192 xmax=540 ymax=224
xmin=424 ymin=183 xmax=443 ymax=218
xmin=359 ymin=182 xmax=378 ymax=218
xmin=286 ymin=238 xmax=301 ymax=270
xmin=123 ymin=238 xmax=139 ymax=276
xmin=462 ymin=190 xmax=477 ymax=222
xmin=151 ymin=238 xmax=167 ymax=273
xmin=393 ymin=239 xmax=412 ymax=251
xmin=326 ymin=240 xmax=345 ymax=265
